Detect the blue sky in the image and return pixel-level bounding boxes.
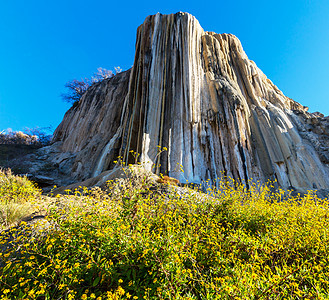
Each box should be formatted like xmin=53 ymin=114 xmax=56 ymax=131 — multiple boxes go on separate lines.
xmin=1 ymin=0 xmax=328 ymax=132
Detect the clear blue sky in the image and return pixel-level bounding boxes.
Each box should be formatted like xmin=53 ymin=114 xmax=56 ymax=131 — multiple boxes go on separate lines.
xmin=1 ymin=0 xmax=328 ymax=132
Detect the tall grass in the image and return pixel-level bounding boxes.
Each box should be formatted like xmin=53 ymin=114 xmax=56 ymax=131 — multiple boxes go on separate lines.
xmin=0 ymin=167 xmax=329 ymax=299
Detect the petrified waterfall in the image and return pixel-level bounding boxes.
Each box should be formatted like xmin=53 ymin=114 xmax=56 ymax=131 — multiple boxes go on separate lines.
xmin=53 ymin=12 xmax=329 ymax=192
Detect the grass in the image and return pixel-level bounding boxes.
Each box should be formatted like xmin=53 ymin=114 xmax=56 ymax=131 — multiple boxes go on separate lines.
xmin=0 ymin=167 xmax=329 ymax=299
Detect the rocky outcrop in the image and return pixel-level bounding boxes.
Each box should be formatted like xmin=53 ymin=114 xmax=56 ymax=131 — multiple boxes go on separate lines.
xmin=52 ymin=70 xmax=131 ymax=181
xmin=52 ymin=12 xmax=329 ymax=193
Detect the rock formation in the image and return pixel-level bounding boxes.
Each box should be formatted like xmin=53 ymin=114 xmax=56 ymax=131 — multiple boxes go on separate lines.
xmin=51 ymin=12 xmax=329 ymax=193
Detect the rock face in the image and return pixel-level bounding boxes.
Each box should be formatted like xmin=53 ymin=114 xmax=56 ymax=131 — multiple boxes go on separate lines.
xmin=52 ymin=12 xmax=329 ymax=193
xmin=53 ymin=70 xmax=131 ymax=181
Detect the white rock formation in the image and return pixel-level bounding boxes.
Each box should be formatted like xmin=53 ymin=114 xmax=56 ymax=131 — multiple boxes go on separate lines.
xmin=52 ymin=12 xmax=329 ymax=193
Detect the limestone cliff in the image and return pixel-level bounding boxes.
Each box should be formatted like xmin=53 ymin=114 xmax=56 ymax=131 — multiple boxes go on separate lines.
xmin=52 ymin=12 xmax=329 ymax=193
xmin=52 ymin=70 xmax=130 ymax=181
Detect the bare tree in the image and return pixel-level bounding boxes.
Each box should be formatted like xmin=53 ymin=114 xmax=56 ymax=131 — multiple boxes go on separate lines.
xmin=61 ymin=67 xmax=122 ymax=106
xmin=23 ymin=127 xmax=53 ymax=146
xmin=61 ymin=79 xmax=90 ymax=105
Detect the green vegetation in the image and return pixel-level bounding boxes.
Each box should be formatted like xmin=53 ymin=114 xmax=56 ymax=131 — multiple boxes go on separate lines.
xmin=0 ymin=168 xmax=329 ymax=299
xmin=0 ymin=169 xmax=41 ymax=230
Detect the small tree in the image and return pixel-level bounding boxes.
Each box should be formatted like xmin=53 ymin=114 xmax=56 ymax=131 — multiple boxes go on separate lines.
xmin=91 ymin=67 xmax=114 ymax=82
xmin=61 ymin=67 xmax=122 ymax=106
xmin=61 ymin=79 xmax=90 ymax=105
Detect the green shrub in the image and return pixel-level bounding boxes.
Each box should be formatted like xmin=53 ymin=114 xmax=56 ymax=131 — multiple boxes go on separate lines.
xmin=0 ymin=169 xmax=40 ymax=203
xmin=0 ymin=173 xmax=329 ymax=299
xmin=0 ymin=169 xmax=41 ymax=229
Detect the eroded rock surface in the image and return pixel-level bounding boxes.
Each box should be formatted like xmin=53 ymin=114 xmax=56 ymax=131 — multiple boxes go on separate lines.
xmin=52 ymin=70 xmax=131 ymax=181
xmin=51 ymin=12 xmax=329 ymax=194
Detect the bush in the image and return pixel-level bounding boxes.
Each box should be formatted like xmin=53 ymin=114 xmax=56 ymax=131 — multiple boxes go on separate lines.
xmin=1 ymin=171 xmax=329 ymax=299
xmin=0 ymin=168 xmax=40 ymax=202
xmin=0 ymin=168 xmax=41 ymax=229
xmin=0 ymin=130 xmax=37 ymax=145
xmin=0 ymin=127 xmax=52 ymax=146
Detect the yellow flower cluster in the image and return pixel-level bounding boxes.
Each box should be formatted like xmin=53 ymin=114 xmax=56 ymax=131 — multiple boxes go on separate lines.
xmin=1 ymin=168 xmax=329 ymax=299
